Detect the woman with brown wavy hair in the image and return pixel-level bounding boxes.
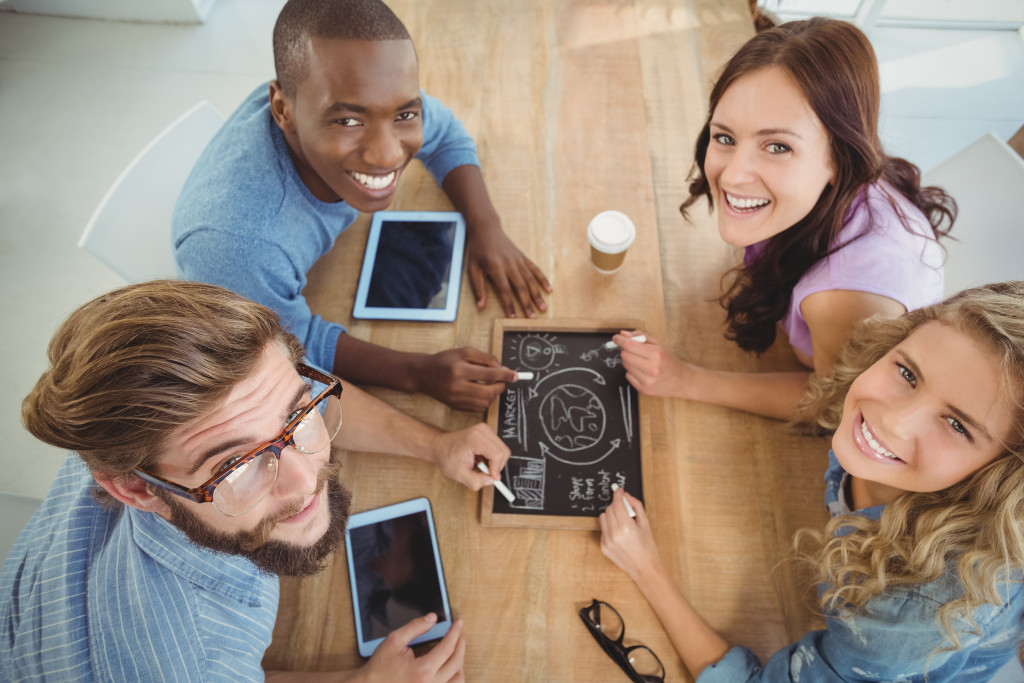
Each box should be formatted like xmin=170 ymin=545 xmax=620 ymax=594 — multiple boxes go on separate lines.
xmin=613 ymin=17 xmax=955 ymax=421
xmin=601 ymin=281 xmax=1024 ymax=681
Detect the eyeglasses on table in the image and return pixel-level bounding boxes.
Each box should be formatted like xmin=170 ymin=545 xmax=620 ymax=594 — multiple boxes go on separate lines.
xmin=578 ymin=598 xmax=665 ymax=682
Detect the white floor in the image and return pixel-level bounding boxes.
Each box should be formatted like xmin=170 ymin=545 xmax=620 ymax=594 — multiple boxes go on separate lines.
xmin=0 ymin=3 xmax=1022 ymax=676
xmin=0 ymin=0 xmax=287 ymax=500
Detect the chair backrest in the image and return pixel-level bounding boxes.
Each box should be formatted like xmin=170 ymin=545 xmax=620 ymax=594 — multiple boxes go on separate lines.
xmin=78 ymin=101 xmax=225 ymax=283
xmin=921 ymin=132 xmax=1024 ymax=297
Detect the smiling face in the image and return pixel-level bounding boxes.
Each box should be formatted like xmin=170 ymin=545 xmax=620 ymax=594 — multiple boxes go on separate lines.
xmin=271 ymin=37 xmax=423 ymax=211
xmin=152 ymin=343 xmax=337 ymax=551
xmin=832 ymin=322 xmax=1014 ymax=508
xmin=704 ymin=65 xmax=836 ymax=248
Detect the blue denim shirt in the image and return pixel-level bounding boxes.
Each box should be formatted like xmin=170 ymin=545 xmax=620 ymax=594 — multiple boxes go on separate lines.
xmin=0 ymin=456 xmax=279 ymax=681
xmin=172 ymin=83 xmax=480 ymax=372
xmin=698 ymin=451 xmax=1024 ymax=682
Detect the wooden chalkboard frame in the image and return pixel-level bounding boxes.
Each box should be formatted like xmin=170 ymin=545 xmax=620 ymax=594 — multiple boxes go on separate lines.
xmin=481 ymin=318 xmax=650 ymax=530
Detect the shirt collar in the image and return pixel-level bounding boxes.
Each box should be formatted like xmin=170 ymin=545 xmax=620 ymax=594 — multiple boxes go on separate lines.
xmin=127 ymin=505 xmax=274 ymax=608
xmin=824 ymin=449 xmax=886 ymax=521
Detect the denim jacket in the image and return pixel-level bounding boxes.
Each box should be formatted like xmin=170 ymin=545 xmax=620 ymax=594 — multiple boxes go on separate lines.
xmin=698 ymin=451 xmax=1023 ymax=682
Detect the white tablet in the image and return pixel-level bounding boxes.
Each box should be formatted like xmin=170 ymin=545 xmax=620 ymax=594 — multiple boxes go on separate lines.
xmin=344 ymin=497 xmax=453 ymax=658
xmin=352 ymin=211 xmax=466 ymax=322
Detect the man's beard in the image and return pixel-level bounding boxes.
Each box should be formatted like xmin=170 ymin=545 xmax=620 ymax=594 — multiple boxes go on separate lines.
xmin=154 ymin=457 xmax=352 ymax=577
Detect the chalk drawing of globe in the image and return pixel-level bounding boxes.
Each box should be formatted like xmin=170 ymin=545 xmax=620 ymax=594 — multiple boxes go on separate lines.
xmin=539 ymin=384 xmax=605 ymax=452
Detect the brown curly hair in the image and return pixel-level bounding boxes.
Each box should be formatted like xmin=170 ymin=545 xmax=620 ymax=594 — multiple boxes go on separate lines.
xmin=797 ymin=281 xmax=1024 ymax=661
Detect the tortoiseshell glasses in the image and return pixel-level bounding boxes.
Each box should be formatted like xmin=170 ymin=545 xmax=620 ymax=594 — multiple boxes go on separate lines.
xmin=134 ymin=364 xmax=343 ymax=517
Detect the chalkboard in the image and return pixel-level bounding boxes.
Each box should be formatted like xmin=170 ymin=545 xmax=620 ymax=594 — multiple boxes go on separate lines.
xmin=482 ymin=319 xmax=649 ymax=530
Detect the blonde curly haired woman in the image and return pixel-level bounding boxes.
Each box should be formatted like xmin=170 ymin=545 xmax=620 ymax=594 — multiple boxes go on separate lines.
xmin=601 ymin=281 xmax=1024 ymax=681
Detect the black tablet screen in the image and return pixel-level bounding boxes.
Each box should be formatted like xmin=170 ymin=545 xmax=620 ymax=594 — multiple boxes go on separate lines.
xmin=347 ymin=511 xmax=446 ymax=641
xmin=365 ymin=220 xmax=457 ymax=309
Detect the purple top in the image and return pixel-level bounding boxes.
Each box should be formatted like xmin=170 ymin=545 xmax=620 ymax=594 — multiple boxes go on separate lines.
xmin=744 ymin=182 xmax=944 ymax=359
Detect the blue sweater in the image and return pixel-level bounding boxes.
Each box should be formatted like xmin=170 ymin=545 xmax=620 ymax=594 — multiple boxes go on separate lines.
xmin=172 ymin=83 xmax=479 ymax=370
xmin=699 ymin=452 xmax=1023 ymax=682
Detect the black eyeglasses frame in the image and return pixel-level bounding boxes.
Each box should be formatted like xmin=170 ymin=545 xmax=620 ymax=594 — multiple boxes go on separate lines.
xmin=578 ymin=599 xmax=665 ymax=683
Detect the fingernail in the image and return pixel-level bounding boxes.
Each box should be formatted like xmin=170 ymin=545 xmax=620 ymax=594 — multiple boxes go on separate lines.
xmin=425 ymin=612 xmax=437 ymax=623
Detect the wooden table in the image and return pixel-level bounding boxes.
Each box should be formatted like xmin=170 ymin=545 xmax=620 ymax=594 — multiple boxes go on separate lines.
xmin=264 ymin=1 xmax=831 ymax=680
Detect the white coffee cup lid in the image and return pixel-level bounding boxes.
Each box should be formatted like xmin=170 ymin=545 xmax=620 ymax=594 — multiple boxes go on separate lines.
xmin=587 ymin=210 xmax=636 ymax=254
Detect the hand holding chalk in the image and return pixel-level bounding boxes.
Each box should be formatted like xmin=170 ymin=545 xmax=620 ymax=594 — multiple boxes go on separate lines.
xmin=604 ymin=334 xmax=646 ymax=350
xmin=477 ymin=462 xmax=515 ymax=503
xmin=610 ymin=483 xmax=636 ymax=518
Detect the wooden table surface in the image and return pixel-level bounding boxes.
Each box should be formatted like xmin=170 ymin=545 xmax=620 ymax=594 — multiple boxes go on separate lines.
xmin=263 ymin=1 xmax=832 ymax=680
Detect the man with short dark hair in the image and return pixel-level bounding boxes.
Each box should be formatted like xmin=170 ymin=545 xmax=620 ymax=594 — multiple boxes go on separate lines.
xmin=1 ymin=280 xmax=506 ymax=681
xmin=173 ymin=0 xmax=552 ymax=413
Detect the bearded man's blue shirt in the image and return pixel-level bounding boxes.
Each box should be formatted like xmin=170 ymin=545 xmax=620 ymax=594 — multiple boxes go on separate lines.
xmin=0 ymin=455 xmax=278 ymax=681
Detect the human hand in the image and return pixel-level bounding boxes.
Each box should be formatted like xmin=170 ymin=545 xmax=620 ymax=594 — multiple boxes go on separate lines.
xmin=465 ymin=216 xmax=552 ymax=319
xmin=414 ymin=347 xmax=515 ymax=412
xmin=429 ymin=423 xmax=511 ymax=491
xmin=599 ymin=487 xmax=665 ymax=585
xmin=355 ymin=614 xmax=465 ymax=683
xmin=613 ymin=331 xmax=692 ymax=399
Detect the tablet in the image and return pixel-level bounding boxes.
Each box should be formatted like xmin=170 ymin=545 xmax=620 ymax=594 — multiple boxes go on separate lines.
xmin=344 ymin=497 xmax=452 ymax=657
xmin=352 ymin=211 xmax=466 ymax=322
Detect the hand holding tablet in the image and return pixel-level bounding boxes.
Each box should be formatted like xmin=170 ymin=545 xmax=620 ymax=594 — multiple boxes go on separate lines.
xmin=360 ymin=613 xmax=466 ymax=679
xmin=344 ymin=498 xmax=453 ymax=657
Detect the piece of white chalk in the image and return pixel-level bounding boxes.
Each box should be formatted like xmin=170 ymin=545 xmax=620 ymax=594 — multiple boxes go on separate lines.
xmin=516 ymin=371 xmax=535 ymax=380
xmin=611 ymin=483 xmax=636 ymax=518
xmin=477 ymin=462 xmax=516 ymax=503
xmin=604 ymin=334 xmax=646 ymax=350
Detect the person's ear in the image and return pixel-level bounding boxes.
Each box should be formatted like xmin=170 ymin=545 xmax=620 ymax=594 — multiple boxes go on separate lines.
xmin=269 ymin=80 xmax=297 ymax=135
xmin=93 ymin=471 xmax=168 ymax=514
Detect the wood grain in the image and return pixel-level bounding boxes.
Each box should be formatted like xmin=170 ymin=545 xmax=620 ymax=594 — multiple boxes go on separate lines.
xmin=264 ymin=1 xmax=831 ymax=680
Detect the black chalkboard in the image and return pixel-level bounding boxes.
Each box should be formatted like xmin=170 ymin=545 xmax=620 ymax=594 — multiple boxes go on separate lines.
xmin=482 ymin=319 xmax=646 ymax=529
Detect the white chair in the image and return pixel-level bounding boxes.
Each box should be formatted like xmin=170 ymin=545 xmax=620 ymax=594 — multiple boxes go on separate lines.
xmin=921 ymin=132 xmax=1024 ymax=297
xmin=78 ymin=101 xmax=225 ymax=283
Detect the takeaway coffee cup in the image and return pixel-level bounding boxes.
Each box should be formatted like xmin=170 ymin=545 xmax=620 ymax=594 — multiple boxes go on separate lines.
xmin=587 ymin=210 xmax=636 ymax=273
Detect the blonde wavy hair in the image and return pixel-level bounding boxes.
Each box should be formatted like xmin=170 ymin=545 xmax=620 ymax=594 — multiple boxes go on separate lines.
xmin=796 ymin=281 xmax=1024 ymax=659
xmin=22 ymin=280 xmax=305 ymax=502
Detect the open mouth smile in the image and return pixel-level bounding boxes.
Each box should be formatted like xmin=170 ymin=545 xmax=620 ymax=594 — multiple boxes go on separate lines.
xmin=857 ymin=414 xmax=904 ymax=464
xmin=724 ymin=191 xmax=771 ymax=213
xmin=349 ymin=170 xmax=398 ymax=191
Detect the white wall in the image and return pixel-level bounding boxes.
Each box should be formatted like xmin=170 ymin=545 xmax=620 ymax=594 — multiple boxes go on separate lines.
xmin=0 ymin=0 xmax=218 ymax=24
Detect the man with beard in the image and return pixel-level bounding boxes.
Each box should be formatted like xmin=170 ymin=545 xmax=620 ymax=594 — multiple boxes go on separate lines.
xmin=1 ymin=280 xmax=507 ymax=681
